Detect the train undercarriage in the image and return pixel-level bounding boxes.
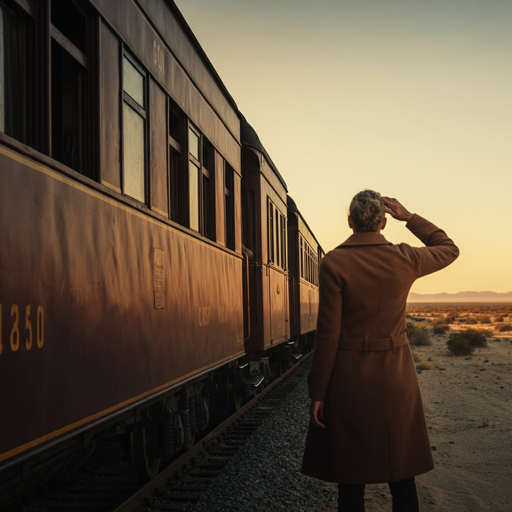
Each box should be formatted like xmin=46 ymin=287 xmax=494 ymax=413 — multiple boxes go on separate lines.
xmin=0 ymin=335 xmax=314 ymax=506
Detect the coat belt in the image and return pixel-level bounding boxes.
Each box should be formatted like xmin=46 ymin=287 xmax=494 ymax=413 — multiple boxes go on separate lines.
xmin=338 ymin=331 xmax=409 ymax=353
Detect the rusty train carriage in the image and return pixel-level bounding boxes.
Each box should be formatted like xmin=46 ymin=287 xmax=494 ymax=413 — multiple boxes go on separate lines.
xmin=241 ymin=118 xmax=294 ymax=374
xmin=0 ymin=0 xmax=245 ymax=499
xmin=0 ymin=0 xmax=322 ymax=503
xmin=287 ymin=195 xmax=324 ymax=341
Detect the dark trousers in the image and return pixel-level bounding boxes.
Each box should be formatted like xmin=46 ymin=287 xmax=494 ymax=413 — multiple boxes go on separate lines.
xmin=338 ymin=477 xmax=419 ymax=512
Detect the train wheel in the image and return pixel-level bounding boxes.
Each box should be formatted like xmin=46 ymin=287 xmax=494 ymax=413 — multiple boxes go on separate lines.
xmin=228 ymin=385 xmax=242 ymax=413
xmin=130 ymin=426 xmax=161 ymax=482
xmin=256 ymin=362 xmax=269 ymax=394
xmin=274 ymin=360 xmax=283 ymax=379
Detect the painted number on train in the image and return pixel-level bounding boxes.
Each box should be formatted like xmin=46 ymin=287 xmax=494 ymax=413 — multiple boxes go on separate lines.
xmin=198 ymin=306 xmax=211 ymax=327
xmin=153 ymin=40 xmax=165 ymax=74
xmin=217 ymin=305 xmax=228 ymax=324
xmin=0 ymin=304 xmax=44 ymax=355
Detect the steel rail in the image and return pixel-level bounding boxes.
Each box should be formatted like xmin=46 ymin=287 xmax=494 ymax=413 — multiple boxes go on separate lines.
xmin=111 ymin=352 xmax=312 ymax=512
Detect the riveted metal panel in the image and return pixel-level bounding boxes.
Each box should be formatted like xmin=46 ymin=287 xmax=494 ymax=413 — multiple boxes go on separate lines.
xmin=0 ymin=146 xmax=243 ymax=464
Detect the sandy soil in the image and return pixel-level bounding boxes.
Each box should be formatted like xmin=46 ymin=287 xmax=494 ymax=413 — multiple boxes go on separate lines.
xmin=358 ymin=306 xmax=512 ymax=511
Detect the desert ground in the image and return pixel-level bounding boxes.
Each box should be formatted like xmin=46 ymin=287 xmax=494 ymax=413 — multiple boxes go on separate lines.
xmin=357 ymin=303 xmax=512 ymax=511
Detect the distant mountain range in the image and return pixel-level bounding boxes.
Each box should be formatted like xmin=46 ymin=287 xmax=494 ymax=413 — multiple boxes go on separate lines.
xmin=408 ymin=291 xmax=512 ymax=303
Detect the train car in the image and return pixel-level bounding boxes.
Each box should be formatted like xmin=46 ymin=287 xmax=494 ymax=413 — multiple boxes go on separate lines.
xmin=287 ymin=195 xmax=324 ymax=352
xmin=241 ymin=117 xmax=298 ymax=380
xmin=0 ymin=0 xmax=245 ymax=500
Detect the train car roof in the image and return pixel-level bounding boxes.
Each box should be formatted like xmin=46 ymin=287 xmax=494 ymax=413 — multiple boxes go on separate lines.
xmin=287 ymin=194 xmax=324 ymax=252
xmin=163 ymin=0 xmax=239 ymax=112
xmin=240 ymin=115 xmax=288 ymax=191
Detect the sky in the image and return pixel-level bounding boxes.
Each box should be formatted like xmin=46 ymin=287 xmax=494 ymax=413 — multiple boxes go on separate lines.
xmin=174 ymin=0 xmax=512 ymax=295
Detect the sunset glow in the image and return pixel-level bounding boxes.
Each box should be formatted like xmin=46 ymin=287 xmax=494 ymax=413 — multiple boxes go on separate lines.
xmin=175 ymin=0 xmax=512 ymax=296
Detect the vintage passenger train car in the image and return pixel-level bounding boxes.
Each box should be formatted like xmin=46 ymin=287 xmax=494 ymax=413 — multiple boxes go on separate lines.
xmin=287 ymin=195 xmax=325 ymax=346
xmin=0 ymin=0 xmax=323 ymax=502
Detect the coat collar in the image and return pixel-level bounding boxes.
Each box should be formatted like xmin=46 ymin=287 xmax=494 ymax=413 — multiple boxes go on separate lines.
xmin=336 ymin=232 xmax=393 ymax=248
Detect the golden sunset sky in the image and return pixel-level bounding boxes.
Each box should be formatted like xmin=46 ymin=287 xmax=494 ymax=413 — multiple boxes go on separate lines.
xmin=175 ymin=0 xmax=512 ymax=295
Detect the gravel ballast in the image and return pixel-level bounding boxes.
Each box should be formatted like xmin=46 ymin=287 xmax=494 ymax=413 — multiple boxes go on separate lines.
xmin=190 ymin=361 xmax=394 ymax=512
xmin=187 ymin=364 xmax=324 ymax=511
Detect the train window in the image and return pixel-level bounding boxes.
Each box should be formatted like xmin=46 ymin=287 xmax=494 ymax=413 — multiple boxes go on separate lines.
xmin=123 ymin=55 xmax=144 ymax=107
xmin=189 ymin=159 xmax=199 ymax=231
xmin=51 ymin=0 xmax=92 ymax=177
xmin=122 ymin=53 xmax=146 ymax=203
xmin=0 ymin=0 xmax=31 ymax=145
xmin=188 ymin=125 xmax=200 ymax=231
xmin=188 ymin=123 xmax=215 ymax=239
xmin=202 ymin=142 xmax=215 ymax=240
xmin=268 ymin=199 xmax=274 ymax=263
xmin=169 ymin=102 xmax=187 ymax=226
xmin=51 ymin=0 xmax=86 ymax=54
xmin=169 ymin=107 xmax=180 ymax=144
xmin=225 ymin=162 xmax=235 ymax=250
xmin=281 ymin=215 xmax=287 ymax=270
xmin=275 ymin=211 xmax=280 ymax=267
xmin=188 ymin=125 xmax=199 ymax=160
xmin=300 ymin=236 xmax=304 ymax=278
xmin=267 ymin=198 xmax=286 ymax=269
xmin=299 ymin=236 xmax=318 ymax=285
xmin=308 ymin=246 xmax=312 ymax=282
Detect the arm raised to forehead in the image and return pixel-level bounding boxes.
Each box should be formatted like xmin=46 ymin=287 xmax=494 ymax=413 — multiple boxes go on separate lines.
xmin=382 ymin=196 xmax=412 ymax=222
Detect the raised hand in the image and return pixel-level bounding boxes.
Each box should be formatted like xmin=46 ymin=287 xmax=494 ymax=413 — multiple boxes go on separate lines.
xmin=382 ymin=196 xmax=413 ymax=222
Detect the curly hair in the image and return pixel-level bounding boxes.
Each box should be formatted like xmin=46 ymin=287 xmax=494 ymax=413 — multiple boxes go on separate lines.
xmin=349 ymin=190 xmax=385 ymax=232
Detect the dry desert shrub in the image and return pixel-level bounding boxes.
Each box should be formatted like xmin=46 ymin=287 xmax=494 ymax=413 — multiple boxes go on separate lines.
xmin=472 ymin=328 xmax=493 ymax=338
xmin=478 ymin=316 xmax=491 ymax=324
xmin=458 ymin=316 xmax=477 ymax=324
xmin=447 ymin=330 xmax=488 ymax=356
xmin=496 ymin=323 xmax=512 ymax=332
xmin=447 ymin=335 xmax=475 ymax=356
xmin=494 ymin=316 xmax=505 ymax=322
xmin=407 ymin=322 xmax=428 ymax=331
xmin=416 ymin=361 xmax=434 ymax=370
xmin=413 ymin=352 xmax=422 ymax=363
xmin=409 ymin=329 xmax=432 ymax=347
xmin=463 ymin=329 xmax=488 ymax=347
xmin=432 ymin=324 xmax=449 ymax=334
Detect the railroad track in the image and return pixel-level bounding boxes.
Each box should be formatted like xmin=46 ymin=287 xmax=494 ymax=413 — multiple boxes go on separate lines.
xmin=6 ymin=355 xmax=311 ymax=512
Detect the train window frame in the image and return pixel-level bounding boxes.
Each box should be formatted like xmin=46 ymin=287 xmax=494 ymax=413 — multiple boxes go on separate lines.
xmin=274 ymin=208 xmax=281 ymax=267
xmin=300 ymin=236 xmax=304 ymax=278
xmin=268 ymin=199 xmax=274 ymax=264
xmin=122 ymin=50 xmax=147 ymax=204
xmin=280 ymin=213 xmax=287 ymax=270
xmin=267 ymin=197 xmax=287 ymax=270
xmin=168 ymin=99 xmax=188 ymax=227
xmin=187 ymin=122 xmax=215 ymax=240
xmin=300 ymin=235 xmax=319 ymax=285
xmin=50 ymin=0 xmax=95 ymax=178
xmin=225 ymin=161 xmax=235 ymax=250
xmin=0 ymin=0 xmax=33 ymax=145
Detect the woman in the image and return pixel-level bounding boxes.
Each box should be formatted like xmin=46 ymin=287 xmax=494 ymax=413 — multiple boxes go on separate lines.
xmin=301 ymin=190 xmax=459 ymax=512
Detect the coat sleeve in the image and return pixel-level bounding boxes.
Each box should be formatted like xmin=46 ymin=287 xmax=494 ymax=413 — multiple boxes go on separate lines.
xmin=307 ymin=256 xmax=343 ymax=401
xmin=404 ymin=213 xmax=460 ymax=278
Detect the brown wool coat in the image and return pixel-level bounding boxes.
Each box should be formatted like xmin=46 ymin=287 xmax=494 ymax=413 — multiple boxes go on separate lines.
xmin=301 ymin=214 xmax=459 ymax=484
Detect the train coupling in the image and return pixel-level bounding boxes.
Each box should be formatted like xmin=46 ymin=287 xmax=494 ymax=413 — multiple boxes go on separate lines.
xmin=237 ymin=356 xmax=249 ymax=369
xmin=240 ymin=374 xmax=265 ymax=388
xmin=287 ymin=341 xmax=302 ymax=360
